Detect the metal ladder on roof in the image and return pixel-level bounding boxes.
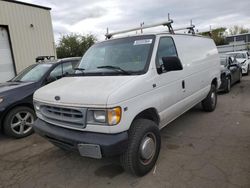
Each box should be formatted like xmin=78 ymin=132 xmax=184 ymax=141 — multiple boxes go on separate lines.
xmin=105 ymin=14 xmax=196 ymax=39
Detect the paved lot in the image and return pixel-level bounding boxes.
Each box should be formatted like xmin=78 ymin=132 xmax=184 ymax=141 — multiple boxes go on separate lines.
xmin=1 ymin=76 xmax=250 ymax=188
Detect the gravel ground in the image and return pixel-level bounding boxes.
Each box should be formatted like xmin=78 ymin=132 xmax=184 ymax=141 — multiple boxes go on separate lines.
xmin=0 ymin=76 xmax=250 ymax=188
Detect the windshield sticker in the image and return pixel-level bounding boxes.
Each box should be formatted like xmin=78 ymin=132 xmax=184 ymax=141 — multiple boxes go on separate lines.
xmin=134 ymin=39 xmax=152 ymax=45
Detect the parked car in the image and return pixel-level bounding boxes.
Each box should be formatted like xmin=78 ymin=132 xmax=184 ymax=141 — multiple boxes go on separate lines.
xmin=0 ymin=57 xmax=81 ymax=138
xmin=226 ymin=51 xmax=250 ymax=75
xmin=219 ymin=54 xmax=242 ymax=93
xmin=33 ymin=22 xmax=221 ymax=176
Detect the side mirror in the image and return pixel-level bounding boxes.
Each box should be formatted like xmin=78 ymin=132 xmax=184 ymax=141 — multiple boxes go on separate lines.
xmin=161 ymin=56 xmax=183 ymax=72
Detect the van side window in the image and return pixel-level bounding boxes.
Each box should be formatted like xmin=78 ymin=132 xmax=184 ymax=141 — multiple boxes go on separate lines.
xmin=156 ymin=37 xmax=177 ymax=70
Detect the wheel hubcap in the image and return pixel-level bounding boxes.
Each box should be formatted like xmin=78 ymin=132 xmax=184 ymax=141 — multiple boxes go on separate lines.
xmin=139 ymin=133 xmax=156 ymax=165
xmin=11 ymin=111 xmax=34 ymax=135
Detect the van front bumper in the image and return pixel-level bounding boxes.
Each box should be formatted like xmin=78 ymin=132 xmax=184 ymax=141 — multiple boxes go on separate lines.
xmin=33 ymin=119 xmax=128 ymax=159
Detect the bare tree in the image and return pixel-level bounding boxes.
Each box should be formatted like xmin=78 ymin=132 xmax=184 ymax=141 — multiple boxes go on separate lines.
xmin=228 ymin=25 xmax=249 ymax=35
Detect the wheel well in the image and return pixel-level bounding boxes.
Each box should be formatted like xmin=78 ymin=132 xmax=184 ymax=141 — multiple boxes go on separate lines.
xmin=133 ymin=108 xmax=160 ymax=126
xmin=0 ymin=103 xmax=34 ymax=128
xmin=212 ymin=78 xmax=218 ymax=88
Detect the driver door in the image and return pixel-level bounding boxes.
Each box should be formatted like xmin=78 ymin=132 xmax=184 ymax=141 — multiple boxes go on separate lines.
xmin=154 ymin=37 xmax=185 ymax=128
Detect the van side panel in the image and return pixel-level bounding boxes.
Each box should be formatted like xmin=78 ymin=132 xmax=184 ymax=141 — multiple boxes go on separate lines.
xmin=172 ymin=35 xmax=220 ymax=108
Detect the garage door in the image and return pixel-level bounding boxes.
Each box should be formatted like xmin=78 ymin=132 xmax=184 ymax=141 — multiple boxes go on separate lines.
xmin=0 ymin=27 xmax=15 ymax=83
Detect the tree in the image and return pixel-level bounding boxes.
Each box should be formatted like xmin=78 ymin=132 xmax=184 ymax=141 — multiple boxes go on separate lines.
xmin=56 ymin=34 xmax=97 ymax=58
xmin=228 ymin=25 xmax=249 ymax=35
xmin=200 ymin=27 xmax=228 ymax=46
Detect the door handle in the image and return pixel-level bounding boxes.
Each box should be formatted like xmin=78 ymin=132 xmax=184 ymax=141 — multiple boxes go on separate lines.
xmin=182 ymin=80 xmax=185 ymax=89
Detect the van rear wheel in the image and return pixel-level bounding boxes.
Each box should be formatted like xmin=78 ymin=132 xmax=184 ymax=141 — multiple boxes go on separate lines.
xmin=202 ymin=84 xmax=217 ymax=112
xmin=120 ymin=119 xmax=161 ymax=176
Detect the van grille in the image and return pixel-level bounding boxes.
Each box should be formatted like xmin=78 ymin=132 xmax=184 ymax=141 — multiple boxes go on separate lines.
xmin=40 ymin=105 xmax=86 ymax=129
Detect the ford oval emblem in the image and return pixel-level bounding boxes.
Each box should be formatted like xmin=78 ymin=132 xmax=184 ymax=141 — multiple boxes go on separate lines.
xmin=55 ymin=96 xmax=60 ymax=101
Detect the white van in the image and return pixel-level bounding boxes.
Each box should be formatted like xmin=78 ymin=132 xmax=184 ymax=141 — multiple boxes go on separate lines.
xmin=33 ymin=21 xmax=221 ymax=176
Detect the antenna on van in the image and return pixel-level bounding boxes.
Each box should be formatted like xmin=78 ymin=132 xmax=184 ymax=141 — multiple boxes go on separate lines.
xmin=105 ymin=15 xmax=174 ymax=39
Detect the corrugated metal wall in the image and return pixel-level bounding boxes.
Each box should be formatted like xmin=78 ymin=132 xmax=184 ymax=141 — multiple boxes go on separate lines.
xmin=0 ymin=1 xmax=56 ymax=73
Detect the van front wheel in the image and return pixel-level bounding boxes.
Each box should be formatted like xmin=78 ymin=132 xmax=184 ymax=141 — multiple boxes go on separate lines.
xmin=202 ymin=84 xmax=217 ymax=112
xmin=120 ymin=119 xmax=161 ymax=176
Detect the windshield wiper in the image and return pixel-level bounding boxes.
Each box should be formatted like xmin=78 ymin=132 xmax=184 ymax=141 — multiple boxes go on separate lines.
xmin=97 ymin=66 xmax=131 ymax=75
xmin=74 ymin=68 xmax=85 ymax=72
xmin=69 ymin=68 xmax=86 ymax=76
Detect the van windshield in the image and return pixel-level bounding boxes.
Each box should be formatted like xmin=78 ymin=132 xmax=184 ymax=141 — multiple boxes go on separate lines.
xmin=78 ymin=35 xmax=155 ymax=75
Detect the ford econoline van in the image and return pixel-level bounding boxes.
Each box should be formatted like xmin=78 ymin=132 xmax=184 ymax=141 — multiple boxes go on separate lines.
xmin=33 ymin=21 xmax=221 ymax=176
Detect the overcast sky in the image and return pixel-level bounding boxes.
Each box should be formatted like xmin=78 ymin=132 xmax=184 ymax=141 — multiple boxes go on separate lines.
xmin=21 ymin=0 xmax=250 ymax=42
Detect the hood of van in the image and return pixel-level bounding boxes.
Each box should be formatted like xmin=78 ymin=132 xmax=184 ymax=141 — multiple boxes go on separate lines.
xmin=34 ymin=76 xmax=136 ymax=107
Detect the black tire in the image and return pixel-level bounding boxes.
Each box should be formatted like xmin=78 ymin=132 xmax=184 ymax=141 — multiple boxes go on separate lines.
xmin=120 ymin=119 xmax=161 ymax=176
xmin=247 ymin=66 xmax=249 ymax=76
xmin=225 ymin=77 xmax=231 ymax=93
xmin=3 ymin=106 xmax=35 ymax=138
xmin=202 ymin=84 xmax=217 ymax=112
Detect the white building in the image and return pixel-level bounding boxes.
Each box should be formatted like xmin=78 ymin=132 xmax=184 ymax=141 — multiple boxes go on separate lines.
xmin=0 ymin=0 xmax=56 ymax=82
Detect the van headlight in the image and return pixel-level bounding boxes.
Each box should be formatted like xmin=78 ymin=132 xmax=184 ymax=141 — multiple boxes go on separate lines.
xmin=87 ymin=107 xmax=121 ymax=126
xmin=33 ymin=102 xmax=41 ymax=112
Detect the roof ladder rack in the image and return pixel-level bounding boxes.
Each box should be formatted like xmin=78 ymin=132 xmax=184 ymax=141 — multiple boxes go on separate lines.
xmin=105 ymin=14 xmax=174 ymax=39
xmin=172 ymin=20 xmax=196 ymax=35
xmin=105 ymin=17 xmax=196 ymax=39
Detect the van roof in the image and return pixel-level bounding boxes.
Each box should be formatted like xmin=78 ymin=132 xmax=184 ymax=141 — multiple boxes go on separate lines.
xmin=100 ymin=32 xmax=211 ymax=43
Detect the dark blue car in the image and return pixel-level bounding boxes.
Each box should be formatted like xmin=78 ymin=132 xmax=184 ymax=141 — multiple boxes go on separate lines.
xmin=0 ymin=57 xmax=81 ymax=138
xmin=219 ymin=54 xmax=242 ymax=93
